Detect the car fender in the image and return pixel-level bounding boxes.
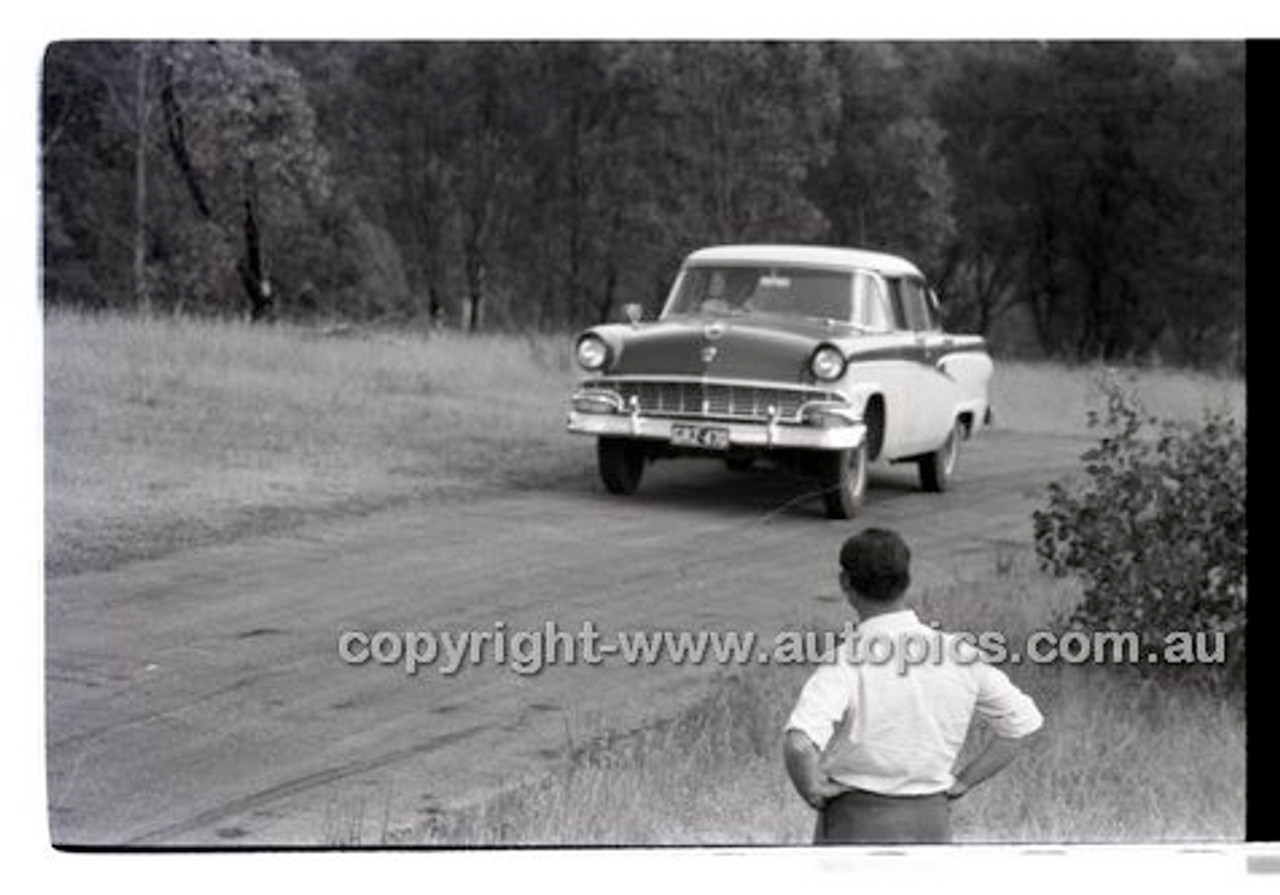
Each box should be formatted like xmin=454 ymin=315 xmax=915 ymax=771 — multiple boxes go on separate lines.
xmin=838 ymin=381 xmax=890 ymax=458
xmin=577 ymin=324 xmax=629 ymax=369
xmin=935 ymin=346 xmax=994 ymax=436
xmin=840 ymin=381 xmax=884 ymax=418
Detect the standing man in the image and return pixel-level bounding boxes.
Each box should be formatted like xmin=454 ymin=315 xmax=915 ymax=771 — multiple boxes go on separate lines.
xmin=783 ymin=528 xmax=1044 ymax=844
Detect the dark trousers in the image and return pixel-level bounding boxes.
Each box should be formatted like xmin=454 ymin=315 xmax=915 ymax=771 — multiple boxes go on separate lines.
xmin=815 ymin=788 xmax=952 ymax=845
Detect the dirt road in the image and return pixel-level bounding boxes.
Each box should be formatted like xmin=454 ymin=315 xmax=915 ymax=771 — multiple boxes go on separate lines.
xmin=46 ymin=429 xmax=1085 ymax=845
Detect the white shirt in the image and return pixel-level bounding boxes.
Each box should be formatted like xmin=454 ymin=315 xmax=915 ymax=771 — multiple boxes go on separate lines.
xmin=784 ymin=609 xmax=1043 ymax=796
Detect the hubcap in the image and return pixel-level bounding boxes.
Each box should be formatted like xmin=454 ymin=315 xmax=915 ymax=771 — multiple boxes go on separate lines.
xmin=943 ymin=427 xmax=959 ymax=476
xmin=850 ymin=447 xmax=867 ymax=496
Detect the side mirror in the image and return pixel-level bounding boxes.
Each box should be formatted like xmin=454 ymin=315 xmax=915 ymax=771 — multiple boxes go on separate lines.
xmin=623 ymin=302 xmax=644 ymax=325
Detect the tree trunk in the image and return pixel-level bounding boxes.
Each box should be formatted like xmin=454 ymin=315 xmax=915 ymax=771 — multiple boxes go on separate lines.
xmin=598 ymin=261 xmax=618 ymax=325
xmin=566 ymin=96 xmax=586 ymax=322
xmin=1026 ymin=209 xmax=1064 ymax=357
xmin=974 ymin=254 xmax=1013 ymax=337
xmin=237 ymin=159 xmax=273 ymax=321
xmin=428 ymin=281 xmax=444 ymax=329
xmin=160 ymin=59 xmax=212 ymax=221
xmin=465 ymin=249 xmax=485 ymax=332
xmin=132 ymin=43 xmax=150 ymax=315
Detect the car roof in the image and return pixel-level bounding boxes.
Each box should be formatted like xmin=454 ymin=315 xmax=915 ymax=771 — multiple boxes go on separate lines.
xmin=684 ymin=244 xmax=924 ymax=278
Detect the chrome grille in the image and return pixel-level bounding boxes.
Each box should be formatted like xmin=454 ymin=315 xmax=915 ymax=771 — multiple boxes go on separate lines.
xmin=602 ymin=380 xmax=838 ymax=422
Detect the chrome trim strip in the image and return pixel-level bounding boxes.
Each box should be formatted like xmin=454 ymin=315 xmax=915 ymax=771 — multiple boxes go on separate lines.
xmin=628 ymin=395 xmax=641 ymax=436
xmin=567 ymin=411 xmax=867 ymax=451
xmin=580 ymin=374 xmax=849 ymax=399
xmin=573 ymin=379 xmax=855 ymax=428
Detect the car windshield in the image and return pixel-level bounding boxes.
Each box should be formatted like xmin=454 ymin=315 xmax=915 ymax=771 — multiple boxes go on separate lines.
xmin=664 ymin=265 xmax=854 ymax=323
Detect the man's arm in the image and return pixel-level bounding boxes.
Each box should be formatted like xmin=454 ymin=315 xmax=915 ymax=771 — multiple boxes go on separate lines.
xmin=783 ymin=729 xmax=850 ymax=810
xmin=947 ymin=729 xmax=1041 ymax=800
xmin=950 ymin=658 xmax=1045 ymax=800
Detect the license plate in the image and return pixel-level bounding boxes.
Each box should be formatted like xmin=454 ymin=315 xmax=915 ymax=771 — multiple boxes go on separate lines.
xmin=671 ymin=424 xmax=731 ymax=450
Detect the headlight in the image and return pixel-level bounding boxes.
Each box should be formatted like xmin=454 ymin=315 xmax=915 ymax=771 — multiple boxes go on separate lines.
xmin=575 ymin=334 xmax=610 ymax=371
xmin=809 ymin=344 xmax=847 ymax=382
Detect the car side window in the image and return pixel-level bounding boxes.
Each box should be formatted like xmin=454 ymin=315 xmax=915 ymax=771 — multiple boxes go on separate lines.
xmin=895 ymin=278 xmax=939 ymax=332
xmin=853 ymin=272 xmax=895 ymax=330
xmin=882 ymin=277 xmax=909 ymax=330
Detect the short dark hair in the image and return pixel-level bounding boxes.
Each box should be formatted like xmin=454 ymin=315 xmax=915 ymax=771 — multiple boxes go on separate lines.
xmin=839 ymin=528 xmax=911 ymax=602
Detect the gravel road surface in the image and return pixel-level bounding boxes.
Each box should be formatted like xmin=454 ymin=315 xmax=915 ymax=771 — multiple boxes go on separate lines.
xmin=46 ymin=429 xmax=1084 ymax=845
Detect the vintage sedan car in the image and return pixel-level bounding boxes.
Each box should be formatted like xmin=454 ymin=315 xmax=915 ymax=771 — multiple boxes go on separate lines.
xmin=566 ymin=245 xmax=993 ymax=518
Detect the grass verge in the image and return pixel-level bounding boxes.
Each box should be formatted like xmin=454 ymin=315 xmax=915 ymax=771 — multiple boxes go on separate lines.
xmin=990 ymin=359 xmax=1245 ymax=437
xmin=408 ymin=550 xmax=1244 ymax=845
xmin=44 ymin=311 xmax=583 ymax=574
xmin=44 ymin=312 xmax=1245 ymax=576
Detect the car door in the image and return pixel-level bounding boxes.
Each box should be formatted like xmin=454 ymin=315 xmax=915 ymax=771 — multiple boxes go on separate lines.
xmin=891 ymin=277 xmax=960 ymax=452
xmin=847 ymin=273 xmax=927 ymax=459
xmin=921 ymin=283 xmax=993 ymax=429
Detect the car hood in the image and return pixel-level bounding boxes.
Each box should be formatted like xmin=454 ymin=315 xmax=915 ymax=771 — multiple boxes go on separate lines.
xmin=591 ymin=315 xmax=849 ymax=384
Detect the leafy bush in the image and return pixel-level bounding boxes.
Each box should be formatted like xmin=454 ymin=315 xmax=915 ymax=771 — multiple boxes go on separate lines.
xmin=1033 ymin=378 xmax=1246 ymax=681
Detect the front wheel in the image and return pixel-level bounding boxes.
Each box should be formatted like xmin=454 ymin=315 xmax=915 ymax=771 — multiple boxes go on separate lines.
xmin=820 ymin=441 xmax=868 ymax=520
xmin=919 ymin=419 xmax=962 ymax=492
xmin=598 ymin=437 xmax=646 ymax=495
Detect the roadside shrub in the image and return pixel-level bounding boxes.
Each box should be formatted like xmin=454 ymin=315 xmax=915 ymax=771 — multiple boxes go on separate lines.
xmin=1032 ymin=378 xmax=1246 ymax=684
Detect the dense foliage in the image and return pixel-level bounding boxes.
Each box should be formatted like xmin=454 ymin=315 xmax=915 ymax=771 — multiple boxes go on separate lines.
xmin=41 ymin=41 xmax=1244 ymax=366
xmin=1033 ymin=381 xmax=1246 ymax=681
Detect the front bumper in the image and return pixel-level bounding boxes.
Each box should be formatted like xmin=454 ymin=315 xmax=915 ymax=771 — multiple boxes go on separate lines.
xmin=566 ymin=409 xmax=866 ymax=451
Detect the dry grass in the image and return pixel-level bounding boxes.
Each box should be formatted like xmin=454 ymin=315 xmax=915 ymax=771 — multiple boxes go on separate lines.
xmin=44 ymin=311 xmax=583 ymax=574
xmin=991 ymin=359 xmax=1245 ymax=437
xmin=413 ymin=550 xmax=1245 ymax=846
xmin=45 ymin=312 xmax=1246 ymax=576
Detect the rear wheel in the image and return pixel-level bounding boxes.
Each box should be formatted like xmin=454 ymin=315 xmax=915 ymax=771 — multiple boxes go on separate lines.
xmin=820 ymin=441 xmax=868 ymax=519
xmin=598 ymin=437 xmax=646 ymax=495
xmin=919 ymin=419 xmax=962 ymax=492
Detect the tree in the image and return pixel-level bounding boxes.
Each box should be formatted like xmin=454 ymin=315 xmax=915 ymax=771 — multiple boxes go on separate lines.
xmin=648 ymin=43 xmax=838 ymax=246
xmin=805 ymin=43 xmax=957 ymax=279
xmin=44 ymin=41 xmax=396 ymax=320
xmin=290 ymin=42 xmax=463 ymax=323
xmin=43 ymin=41 xmax=1245 ymax=368
xmin=158 ymin=41 xmax=365 ymax=319
xmin=43 ymin=42 xmax=160 ymax=311
xmin=934 ymin=42 xmax=1244 ymax=364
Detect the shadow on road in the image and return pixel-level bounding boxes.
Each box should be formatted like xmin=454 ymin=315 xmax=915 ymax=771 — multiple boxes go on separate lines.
xmin=552 ymin=456 xmax=929 ymax=523
xmin=537 ymin=428 xmax=1085 ymax=526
